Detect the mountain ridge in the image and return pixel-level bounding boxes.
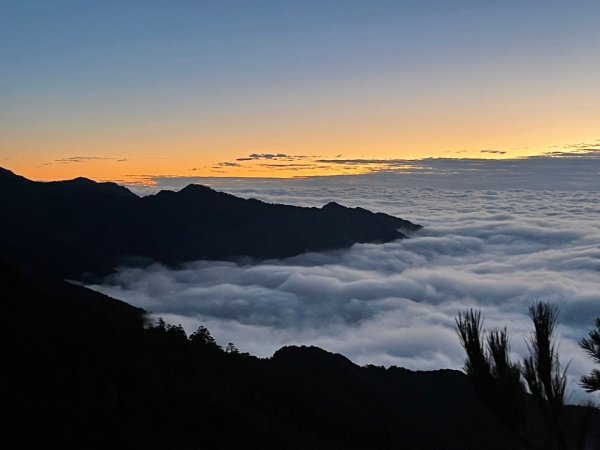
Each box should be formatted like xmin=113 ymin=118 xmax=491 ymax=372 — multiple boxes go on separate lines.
xmin=0 ymin=167 xmax=421 ymax=280
xmin=2 ymin=257 xmax=531 ymax=449
xmin=5 ymin=258 xmax=597 ymax=449
xmin=2 ymin=168 xmax=598 ymax=448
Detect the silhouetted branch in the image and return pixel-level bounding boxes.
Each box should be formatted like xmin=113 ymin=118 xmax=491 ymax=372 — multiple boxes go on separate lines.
xmin=580 ymin=318 xmax=600 ymax=393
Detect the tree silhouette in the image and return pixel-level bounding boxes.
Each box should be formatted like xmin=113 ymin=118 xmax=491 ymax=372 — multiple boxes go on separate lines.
xmin=580 ymin=318 xmax=600 ymax=393
xmin=456 ymin=310 xmax=490 ymax=382
xmin=456 ymin=302 xmax=579 ymax=450
xmin=522 ymin=303 xmax=566 ymax=407
xmin=225 ymin=342 xmax=239 ymax=354
xmin=190 ymin=325 xmax=219 ymax=348
xmin=456 ymin=310 xmax=528 ymax=443
xmin=521 ymin=302 xmax=568 ymax=450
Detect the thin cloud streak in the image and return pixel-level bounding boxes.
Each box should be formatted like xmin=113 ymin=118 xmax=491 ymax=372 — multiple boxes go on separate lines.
xmin=43 ymin=156 xmax=129 ymax=166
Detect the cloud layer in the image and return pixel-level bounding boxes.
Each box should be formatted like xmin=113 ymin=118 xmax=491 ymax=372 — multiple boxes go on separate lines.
xmin=134 ymin=150 xmax=600 ymax=194
xmin=92 ymin=180 xmax=600 ymax=403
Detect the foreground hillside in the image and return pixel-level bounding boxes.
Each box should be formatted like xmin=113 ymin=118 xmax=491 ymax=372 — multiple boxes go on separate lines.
xmin=0 ymin=167 xmax=420 ymax=279
xmin=3 ymin=258 xmax=544 ymax=449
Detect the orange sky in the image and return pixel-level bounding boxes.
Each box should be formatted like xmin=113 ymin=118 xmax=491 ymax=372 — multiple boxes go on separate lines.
xmin=3 ymin=115 xmax=599 ymax=184
xmin=3 ymin=1 xmax=600 ymax=184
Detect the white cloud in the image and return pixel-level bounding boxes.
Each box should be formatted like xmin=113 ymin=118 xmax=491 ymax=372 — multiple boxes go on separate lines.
xmin=92 ymin=174 xmax=600 ymax=403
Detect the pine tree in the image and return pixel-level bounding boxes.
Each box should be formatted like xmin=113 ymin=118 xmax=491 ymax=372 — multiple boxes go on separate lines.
xmin=580 ymin=318 xmax=600 ymax=393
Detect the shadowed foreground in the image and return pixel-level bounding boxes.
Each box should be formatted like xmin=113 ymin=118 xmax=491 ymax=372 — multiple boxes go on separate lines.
xmin=7 ymin=259 xmax=599 ymax=449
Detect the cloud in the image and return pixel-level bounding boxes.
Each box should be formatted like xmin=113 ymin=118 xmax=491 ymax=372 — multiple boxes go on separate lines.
xmin=480 ymin=150 xmax=507 ymax=154
xmin=236 ymin=153 xmax=307 ymax=161
xmin=44 ymin=156 xmax=129 ymax=165
xmin=214 ymin=162 xmax=242 ymax=168
xmin=542 ymin=149 xmax=600 ymax=158
xmin=207 ymin=153 xmax=312 ymax=170
xmin=257 ymin=163 xmax=321 ymax=170
xmin=91 ymin=184 xmax=600 ymax=403
xmin=315 ymin=158 xmax=421 ymax=168
xmin=138 ymin=152 xmax=600 ymax=193
xmin=116 ymin=142 xmax=600 ymax=193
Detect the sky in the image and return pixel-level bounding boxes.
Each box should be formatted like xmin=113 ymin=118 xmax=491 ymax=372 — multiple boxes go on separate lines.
xmin=2 ymin=0 xmax=600 ymax=182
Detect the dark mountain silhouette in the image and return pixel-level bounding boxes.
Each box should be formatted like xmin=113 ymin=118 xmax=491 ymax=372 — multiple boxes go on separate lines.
xmin=4 ymin=168 xmax=597 ymax=448
xmin=0 ymin=167 xmax=420 ymax=279
xmin=7 ymin=258 xmax=581 ymax=450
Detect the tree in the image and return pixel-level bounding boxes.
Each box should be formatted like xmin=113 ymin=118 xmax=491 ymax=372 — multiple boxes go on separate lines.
xmin=456 ymin=302 xmax=572 ymax=450
xmin=189 ymin=325 xmax=217 ymax=346
xmin=456 ymin=310 xmax=490 ymax=382
xmin=521 ymin=303 xmax=566 ymax=407
xmin=456 ymin=310 xmax=527 ymax=442
xmin=521 ymin=302 xmax=568 ymax=450
xmin=580 ymin=318 xmax=600 ymax=393
xmin=225 ymin=342 xmax=239 ymax=354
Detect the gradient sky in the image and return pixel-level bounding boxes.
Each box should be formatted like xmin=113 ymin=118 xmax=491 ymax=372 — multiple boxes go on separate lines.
xmin=2 ymin=0 xmax=600 ymax=182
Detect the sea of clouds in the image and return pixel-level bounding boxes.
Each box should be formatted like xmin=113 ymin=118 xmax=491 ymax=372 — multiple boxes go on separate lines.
xmin=92 ymin=156 xmax=600 ymax=403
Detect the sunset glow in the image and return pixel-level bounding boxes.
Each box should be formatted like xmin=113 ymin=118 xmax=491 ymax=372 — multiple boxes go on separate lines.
xmin=2 ymin=1 xmax=600 ymax=183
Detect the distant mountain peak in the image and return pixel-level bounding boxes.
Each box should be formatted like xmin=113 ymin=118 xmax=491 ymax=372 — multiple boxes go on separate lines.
xmin=322 ymin=201 xmax=344 ymax=209
xmin=46 ymin=176 xmax=138 ymax=199
xmin=180 ymin=183 xmax=213 ymax=192
xmin=0 ymin=167 xmax=30 ymax=184
xmin=272 ymin=345 xmax=356 ymax=369
xmin=71 ymin=176 xmax=96 ymax=183
xmin=0 ymin=167 xmax=17 ymax=177
xmin=178 ymin=183 xmax=220 ymax=196
xmin=0 ymin=169 xmax=421 ymax=279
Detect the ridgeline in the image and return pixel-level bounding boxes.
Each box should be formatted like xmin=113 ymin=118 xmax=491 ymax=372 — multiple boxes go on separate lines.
xmin=0 ymin=167 xmax=420 ymax=279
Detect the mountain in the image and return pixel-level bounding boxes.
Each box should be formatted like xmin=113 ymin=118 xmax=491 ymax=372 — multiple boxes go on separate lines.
xmin=3 ymin=258 xmax=540 ymax=450
xmin=0 ymin=167 xmax=421 ymax=279
xmin=3 ymin=211 xmax=597 ymax=449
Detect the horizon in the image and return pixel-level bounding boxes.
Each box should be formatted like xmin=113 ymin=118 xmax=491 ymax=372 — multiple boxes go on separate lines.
xmin=4 ymin=148 xmax=600 ymax=193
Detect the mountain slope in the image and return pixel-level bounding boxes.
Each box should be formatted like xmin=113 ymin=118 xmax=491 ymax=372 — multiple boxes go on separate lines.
xmin=3 ymin=258 xmax=535 ymax=449
xmin=0 ymin=167 xmax=421 ymax=279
